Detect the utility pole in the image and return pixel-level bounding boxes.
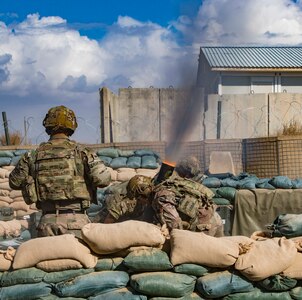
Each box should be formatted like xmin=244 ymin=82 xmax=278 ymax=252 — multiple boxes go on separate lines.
xmin=2 ymin=111 xmax=10 ymax=145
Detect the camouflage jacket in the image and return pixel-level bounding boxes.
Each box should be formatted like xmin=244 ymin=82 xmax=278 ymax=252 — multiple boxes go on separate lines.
xmin=9 ymin=138 xmax=111 ymax=208
xmin=152 ymin=174 xmax=216 ymax=232
xmin=99 ymin=181 xmax=155 ymax=223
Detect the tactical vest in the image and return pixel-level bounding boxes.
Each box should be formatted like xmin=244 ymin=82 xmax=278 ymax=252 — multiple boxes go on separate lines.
xmin=33 ymin=140 xmax=91 ymax=205
xmin=155 ymin=176 xmax=215 ymax=226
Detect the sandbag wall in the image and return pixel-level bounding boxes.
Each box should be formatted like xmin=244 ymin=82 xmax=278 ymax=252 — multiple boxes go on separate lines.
xmin=0 ymin=221 xmax=302 ymax=299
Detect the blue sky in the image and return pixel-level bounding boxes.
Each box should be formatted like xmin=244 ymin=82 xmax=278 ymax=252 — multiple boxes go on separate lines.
xmin=1 ymin=0 xmax=302 ymax=144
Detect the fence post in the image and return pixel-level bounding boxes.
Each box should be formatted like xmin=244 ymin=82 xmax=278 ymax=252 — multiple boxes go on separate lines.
xmin=2 ymin=111 xmax=10 ymax=145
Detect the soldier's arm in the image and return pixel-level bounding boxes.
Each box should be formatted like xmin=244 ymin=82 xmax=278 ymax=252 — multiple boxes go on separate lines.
xmin=9 ymin=152 xmax=31 ymax=190
xmin=152 ymin=189 xmax=183 ymax=230
xmin=82 ymin=149 xmax=111 ymax=188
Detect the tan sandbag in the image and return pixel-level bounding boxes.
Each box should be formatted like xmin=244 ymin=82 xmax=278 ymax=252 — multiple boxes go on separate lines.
xmin=0 ymin=178 xmax=8 ymax=183
xmin=81 ymin=221 xmax=166 ymax=255
xmin=116 ymin=167 xmax=136 ymax=182
xmin=0 ymin=182 xmax=11 ymax=191
xmin=0 ymin=200 xmax=10 ymax=207
xmin=12 ymin=234 xmax=98 ymax=270
xmin=220 ymin=235 xmax=255 ymax=244
xmin=107 ymin=167 xmax=118 ymax=181
xmin=19 ymin=219 xmax=30 ymax=229
xmin=136 ymin=168 xmax=159 ymax=178
xmin=0 ymin=246 xmax=16 ymax=271
xmin=36 ymin=259 xmax=83 ymax=271
xmin=235 ymin=237 xmax=297 ymax=281
xmin=0 ymin=168 xmax=6 ymax=179
xmin=0 ymin=195 xmax=13 ymax=203
xmin=12 ymin=196 xmax=25 ymax=202
xmin=0 ymin=190 xmax=10 ymax=197
xmin=9 ymin=190 xmax=23 ymax=199
xmin=250 ymin=231 xmax=273 ymax=241
xmin=15 ymin=209 xmax=37 ymax=218
xmin=282 ymin=252 xmax=302 ymax=279
xmin=0 ymin=219 xmax=21 ymax=237
xmin=10 ymin=201 xmax=29 ymax=212
xmin=2 ymin=166 xmax=14 ymax=171
xmin=170 ymin=229 xmax=239 ymax=267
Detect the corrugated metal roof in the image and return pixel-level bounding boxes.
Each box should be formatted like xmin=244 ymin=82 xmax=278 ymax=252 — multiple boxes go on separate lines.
xmin=200 ymin=46 xmax=302 ymax=69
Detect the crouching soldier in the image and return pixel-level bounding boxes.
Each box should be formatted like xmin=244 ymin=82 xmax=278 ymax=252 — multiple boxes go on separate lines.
xmin=99 ymin=175 xmax=155 ymax=224
xmin=152 ymin=156 xmax=224 ymax=237
xmin=9 ymin=105 xmax=111 ymax=238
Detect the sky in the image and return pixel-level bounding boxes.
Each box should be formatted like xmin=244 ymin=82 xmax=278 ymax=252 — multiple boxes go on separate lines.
xmin=1 ymin=0 xmax=302 ymax=144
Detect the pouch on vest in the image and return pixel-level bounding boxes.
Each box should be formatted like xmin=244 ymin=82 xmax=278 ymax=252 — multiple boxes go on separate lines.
xmin=22 ymin=175 xmax=38 ymax=204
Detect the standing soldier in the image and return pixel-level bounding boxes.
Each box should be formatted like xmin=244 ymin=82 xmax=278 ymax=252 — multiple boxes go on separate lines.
xmin=9 ymin=105 xmax=111 ymax=238
xmin=152 ymin=156 xmax=224 ymax=237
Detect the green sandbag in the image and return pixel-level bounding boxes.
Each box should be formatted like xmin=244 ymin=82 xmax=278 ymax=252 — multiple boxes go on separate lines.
xmin=97 ymin=148 xmax=119 ymax=158
xmin=135 ymin=149 xmax=158 ymax=157
xmin=130 ymin=271 xmax=196 ymax=298
xmin=54 ymin=271 xmax=129 ymax=298
xmin=202 ymin=177 xmax=221 ymax=188
xmin=196 ymin=270 xmax=253 ymax=298
xmin=290 ymin=286 xmax=302 ymax=300
xmin=99 ymin=156 xmax=112 ymax=166
xmin=173 ymin=264 xmax=210 ymax=277
xmin=223 ymin=287 xmax=292 ymax=299
xmin=37 ymin=295 xmax=86 ymax=300
xmin=0 ymin=150 xmax=14 ymax=158
xmin=0 ymin=282 xmax=52 ymax=300
xmin=1 ymin=267 xmax=46 ymax=286
xmin=150 ymin=292 xmax=204 ymax=299
xmin=43 ymin=268 xmax=94 ymax=283
xmin=141 ymin=155 xmax=159 ymax=169
xmin=126 ymin=156 xmax=142 ymax=169
xmin=257 ymin=275 xmax=297 ymax=292
xmin=216 ymin=187 xmax=237 ymax=202
xmin=89 ymin=287 xmax=147 ymax=300
xmin=212 ymin=197 xmax=231 ymax=206
xmin=110 ymin=157 xmax=128 ymax=169
xmin=118 ymin=149 xmax=136 ymax=157
xmin=0 ymin=157 xmax=11 ymax=166
xmin=124 ymin=248 xmax=173 ymax=272
xmin=94 ymin=257 xmax=125 ymax=271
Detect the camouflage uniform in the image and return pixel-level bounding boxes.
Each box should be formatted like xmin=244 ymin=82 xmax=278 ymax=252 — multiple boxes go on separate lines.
xmin=153 ymin=157 xmax=224 ymax=237
xmin=9 ymin=106 xmax=111 ymax=238
xmin=99 ymin=175 xmax=155 ymax=224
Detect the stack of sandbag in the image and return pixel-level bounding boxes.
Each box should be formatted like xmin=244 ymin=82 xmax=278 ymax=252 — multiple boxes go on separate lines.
xmin=96 ymin=148 xmax=160 ymax=183
xmin=0 ymin=220 xmax=302 ymax=299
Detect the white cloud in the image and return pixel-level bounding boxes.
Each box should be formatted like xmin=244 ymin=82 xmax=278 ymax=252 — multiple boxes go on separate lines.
xmin=173 ymin=0 xmax=302 ymax=45
xmin=2 ymin=1 xmax=302 ymax=143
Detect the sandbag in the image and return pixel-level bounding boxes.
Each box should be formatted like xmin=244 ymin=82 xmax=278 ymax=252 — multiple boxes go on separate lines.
xmin=94 ymin=257 xmax=125 ymax=271
xmin=81 ymin=221 xmax=166 ymax=255
xmin=141 ymin=155 xmax=159 ymax=169
xmin=13 ymin=150 xmax=28 ymax=156
xmin=0 ymin=247 xmax=16 ymax=271
xmin=216 ymin=187 xmax=237 ymax=201
xmin=136 ymin=168 xmax=159 ymax=178
xmin=0 ymin=282 xmax=52 ymax=300
xmin=98 ymin=156 xmax=112 ymax=166
xmin=256 ymin=178 xmax=275 ymax=189
xmin=0 ymin=157 xmax=11 ymax=167
xmin=196 ymin=270 xmax=254 ymax=298
xmin=10 ymin=156 xmax=21 ymax=166
xmin=135 ymin=149 xmax=158 ymax=157
xmin=118 ymin=149 xmax=136 ymax=157
xmin=170 ymin=229 xmax=239 ymax=267
xmin=0 ymin=267 xmax=46 ymax=286
xmin=202 ymin=177 xmax=221 ymax=188
xmin=269 ymin=214 xmax=302 ymax=238
xmin=257 ymin=275 xmax=297 ymax=292
xmin=223 ymin=287 xmax=292 ymax=299
xmin=12 ymin=234 xmax=98 ymax=269
xmin=292 ymin=178 xmax=302 ymax=189
xmin=282 ymin=252 xmax=302 ymax=279
xmin=0 ymin=151 xmax=14 ymax=158
xmin=53 ymin=271 xmax=129 ymax=298
xmin=110 ymin=157 xmax=128 ymax=169
xmin=0 ymin=195 xmax=13 ymax=203
xmin=290 ymin=286 xmax=302 ymax=300
xmin=0 ymin=181 xmax=11 ymax=190
xmin=126 ymin=156 xmax=142 ymax=169
xmin=9 ymin=190 xmax=23 ymax=199
xmin=213 ymin=197 xmax=231 ymax=205
xmin=36 ymin=259 xmax=83 ymax=271
xmin=0 ymin=168 xmax=7 ymax=179
xmin=269 ymin=176 xmax=293 ymax=189
xmin=97 ymin=148 xmax=119 ymax=158
xmin=130 ymin=271 xmax=196 ymax=298
xmin=43 ymin=268 xmax=94 ymax=284
xmin=235 ymin=237 xmax=297 ymax=281
xmin=116 ymin=168 xmax=137 ymax=182
xmin=174 ymin=263 xmax=210 ymax=277
xmin=123 ymin=247 xmax=173 ymax=272
xmin=149 ymin=293 xmax=204 ymax=300
xmin=89 ymin=287 xmax=147 ymax=300
xmin=9 ymin=201 xmax=29 ymax=211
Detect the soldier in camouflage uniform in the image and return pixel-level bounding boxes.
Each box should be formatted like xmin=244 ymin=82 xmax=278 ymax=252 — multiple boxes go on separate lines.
xmin=99 ymin=175 xmax=155 ymax=224
xmin=9 ymin=105 xmax=111 ymax=238
xmin=152 ymin=156 xmax=224 ymax=237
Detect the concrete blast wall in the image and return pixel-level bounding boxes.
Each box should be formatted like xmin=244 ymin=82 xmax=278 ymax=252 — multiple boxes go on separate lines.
xmin=100 ymin=87 xmax=204 ymax=143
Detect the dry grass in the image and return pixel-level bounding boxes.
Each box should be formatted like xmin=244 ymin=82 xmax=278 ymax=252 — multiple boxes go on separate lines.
xmin=277 ymin=120 xmax=302 ymax=136
xmin=0 ymin=131 xmax=22 ymax=145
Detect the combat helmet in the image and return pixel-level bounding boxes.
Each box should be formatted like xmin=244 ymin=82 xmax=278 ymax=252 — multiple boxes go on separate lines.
xmin=127 ymin=175 xmax=153 ymax=199
xmin=43 ymin=105 xmax=78 ymax=136
xmin=175 ymin=156 xmax=201 ymax=178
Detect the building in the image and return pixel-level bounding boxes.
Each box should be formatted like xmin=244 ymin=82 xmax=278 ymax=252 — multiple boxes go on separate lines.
xmin=197 ymin=46 xmax=302 ymax=95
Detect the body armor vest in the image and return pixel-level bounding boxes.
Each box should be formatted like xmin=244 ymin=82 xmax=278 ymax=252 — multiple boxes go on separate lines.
xmin=33 ymin=140 xmax=90 ymax=204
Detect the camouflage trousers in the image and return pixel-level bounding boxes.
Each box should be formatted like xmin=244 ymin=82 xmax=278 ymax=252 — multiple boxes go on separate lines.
xmin=37 ymin=212 xmax=90 ymax=239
